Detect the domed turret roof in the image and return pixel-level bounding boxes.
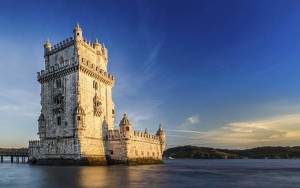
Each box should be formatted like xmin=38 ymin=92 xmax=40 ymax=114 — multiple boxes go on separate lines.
xmin=44 ymin=39 xmax=51 ymax=46
xmin=156 ymin=124 xmax=165 ymax=136
xmin=75 ymin=23 xmax=82 ymax=31
xmin=119 ymin=113 xmax=131 ymax=125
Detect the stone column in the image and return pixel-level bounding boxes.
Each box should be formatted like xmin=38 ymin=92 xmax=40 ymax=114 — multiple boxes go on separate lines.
xmin=0 ymin=156 xmax=3 ymax=162
xmin=11 ymin=156 xmax=13 ymax=163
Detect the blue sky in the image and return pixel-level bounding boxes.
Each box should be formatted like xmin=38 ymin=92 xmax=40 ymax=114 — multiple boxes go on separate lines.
xmin=1 ymin=0 xmax=300 ymax=149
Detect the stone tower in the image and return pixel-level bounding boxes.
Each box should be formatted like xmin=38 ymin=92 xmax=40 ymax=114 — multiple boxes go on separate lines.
xmin=29 ymin=24 xmax=166 ymax=165
xmin=33 ymin=24 xmax=115 ymax=165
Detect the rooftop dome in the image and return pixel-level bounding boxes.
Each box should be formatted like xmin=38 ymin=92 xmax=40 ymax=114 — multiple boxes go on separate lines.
xmin=156 ymin=124 xmax=165 ymax=136
xmin=119 ymin=113 xmax=131 ymax=125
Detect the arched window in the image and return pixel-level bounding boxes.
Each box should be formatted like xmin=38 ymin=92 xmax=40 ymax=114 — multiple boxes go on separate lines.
xmin=126 ymin=126 xmax=129 ymax=131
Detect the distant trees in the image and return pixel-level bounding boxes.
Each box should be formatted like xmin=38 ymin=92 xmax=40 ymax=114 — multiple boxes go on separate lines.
xmin=163 ymin=146 xmax=300 ymax=159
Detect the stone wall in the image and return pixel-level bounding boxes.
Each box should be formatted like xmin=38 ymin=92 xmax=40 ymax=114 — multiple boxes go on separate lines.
xmin=28 ymin=140 xmax=40 ymax=161
xmin=106 ymin=129 xmax=164 ymax=165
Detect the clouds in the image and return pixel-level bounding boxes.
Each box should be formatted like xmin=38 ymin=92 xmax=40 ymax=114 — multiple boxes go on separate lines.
xmin=0 ymin=89 xmax=39 ymax=117
xmin=213 ymin=114 xmax=300 ymax=148
xmin=187 ymin=115 xmax=200 ymax=124
xmin=178 ymin=115 xmax=200 ymax=128
xmin=166 ymin=113 xmax=300 ymax=149
xmin=0 ymin=89 xmax=40 ymax=147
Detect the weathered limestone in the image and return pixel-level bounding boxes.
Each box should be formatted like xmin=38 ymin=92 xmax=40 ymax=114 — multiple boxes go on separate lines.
xmin=105 ymin=114 xmax=166 ymax=165
xmin=28 ymin=24 xmax=166 ymax=165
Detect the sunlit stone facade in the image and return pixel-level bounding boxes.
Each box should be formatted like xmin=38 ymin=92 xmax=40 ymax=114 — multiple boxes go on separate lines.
xmin=28 ymin=25 xmax=166 ymax=165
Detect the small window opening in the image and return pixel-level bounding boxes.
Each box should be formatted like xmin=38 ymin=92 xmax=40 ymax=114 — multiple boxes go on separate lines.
xmin=93 ymin=81 xmax=98 ymax=90
xmin=54 ymin=97 xmax=62 ymax=105
xmin=56 ymin=79 xmax=62 ymax=88
xmin=57 ymin=117 xmax=61 ymax=126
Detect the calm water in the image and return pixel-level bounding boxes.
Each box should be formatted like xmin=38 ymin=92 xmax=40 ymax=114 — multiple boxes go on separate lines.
xmin=1 ymin=159 xmax=300 ymax=188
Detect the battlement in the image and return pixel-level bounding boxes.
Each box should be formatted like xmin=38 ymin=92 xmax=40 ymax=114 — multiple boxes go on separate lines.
xmin=29 ymin=140 xmax=40 ymax=148
xmin=132 ymin=130 xmax=161 ymax=142
xmin=37 ymin=61 xmax=114 ymax=86
xmin=107 ymin=130 xmax=122 ymax=139
xmin=44 ymin=36 xmax=107 ymax=59
xmin=107 ymin=129 xmax=160 ymax=143
xmin=37 ymin=57 xmax=77 ymax=77
xmin=80 ymin=39 xmax=107 ymax=58
xmin=79 ymin=59 xmax=114 ymax=81
xmin=45 ymin=37 xmax=75 ymax=55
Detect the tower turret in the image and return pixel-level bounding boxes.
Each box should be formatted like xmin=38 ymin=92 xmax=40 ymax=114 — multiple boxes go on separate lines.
xmin=73 ymin=23 xmax=83 ymax=42
xmin=44 ymin=39 xmax=51 ymax=54
xmin=156 ymin=124 xmax=166 ymax=152
xmin=119 ymin=113 xmax=132 ymax=138
xmin=38 ymin=113 xmax=46 ymax=140
xmin=74 ymin=104 xmax=86 ymax=133
xmin=94 ymin=38 xmax=102 ymax=54
xmin=102 ymin=44 xmax=108 ymax=60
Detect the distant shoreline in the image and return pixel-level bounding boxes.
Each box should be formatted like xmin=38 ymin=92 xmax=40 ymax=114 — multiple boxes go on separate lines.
xmin=163 ymin=145 xmax=300 ymax=159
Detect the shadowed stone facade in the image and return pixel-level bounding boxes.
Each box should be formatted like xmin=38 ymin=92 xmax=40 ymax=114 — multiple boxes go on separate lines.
xmin=28 ymin=24 xmax=166 ymax=165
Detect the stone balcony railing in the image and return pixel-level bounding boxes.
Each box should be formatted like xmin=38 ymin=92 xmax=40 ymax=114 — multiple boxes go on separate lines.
xmin=29 ymin=140 xmax=40 ymax=148
xmin=37 ymin=60 xmax=114 ymax=86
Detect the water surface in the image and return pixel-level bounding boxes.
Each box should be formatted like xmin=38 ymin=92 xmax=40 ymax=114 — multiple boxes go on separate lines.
xmin=1 ymin=159 xmax=300 ymax=187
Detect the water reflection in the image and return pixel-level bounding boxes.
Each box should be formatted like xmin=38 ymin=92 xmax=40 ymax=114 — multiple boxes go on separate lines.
xmin=2 ymin=160 xmax=300 ymax=188
xmin=76 ymin=164 xmax=168 ymax=188
xmin=78 ymin=167 xmax=108 ymax=188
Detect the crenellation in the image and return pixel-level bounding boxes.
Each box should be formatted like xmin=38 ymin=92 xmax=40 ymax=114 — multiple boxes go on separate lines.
xmin=46 ymin=37 xmax=75 ymax=56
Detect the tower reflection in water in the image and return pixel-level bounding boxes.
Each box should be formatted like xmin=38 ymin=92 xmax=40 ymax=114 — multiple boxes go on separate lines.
xmin=78 ymin=165 xmax=167 ymax=188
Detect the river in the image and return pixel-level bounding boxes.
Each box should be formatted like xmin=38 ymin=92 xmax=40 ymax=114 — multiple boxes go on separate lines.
xmin=1 ymin=159 xmax=300 ymax=187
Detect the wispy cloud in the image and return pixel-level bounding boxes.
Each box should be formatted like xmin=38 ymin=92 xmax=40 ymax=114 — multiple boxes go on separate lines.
xmin=180 ymin=115 xmax=201 ymax=128
xmin=168 ymin=129 xmax=206 ymax=134
xmin=0 ymin=89 xmax=39 ymax=117
xmin=166 ymin=114 xmax=300 ymax=149
xmin=112 ymin=25 xmax=166 ymax=131
xmin=142 ymin=38 xmax=165 ymax=74
xmin=187 ymin=115 xmax=200 ymax=125
xmin=0 ymin=104 xmax=22 ymax=111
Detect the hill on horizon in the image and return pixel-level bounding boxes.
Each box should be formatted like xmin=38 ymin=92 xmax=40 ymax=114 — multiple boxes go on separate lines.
xmin=163 ymin=145 xmax=300 ymax=159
